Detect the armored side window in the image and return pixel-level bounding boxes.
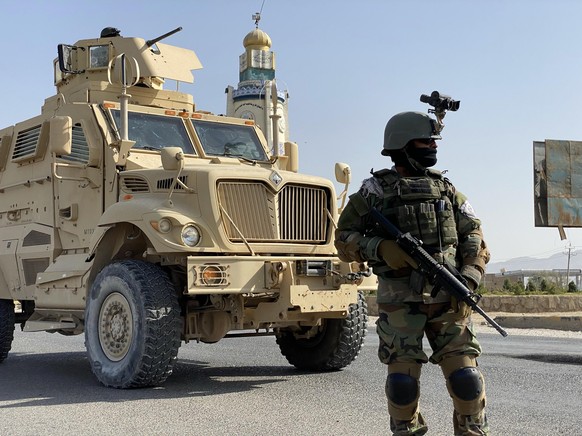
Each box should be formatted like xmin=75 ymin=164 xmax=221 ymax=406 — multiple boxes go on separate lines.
xmin=57 ymin=44 xmax=84 ymax=74
xmin=89 ymin=45 xmax=110 ymax=69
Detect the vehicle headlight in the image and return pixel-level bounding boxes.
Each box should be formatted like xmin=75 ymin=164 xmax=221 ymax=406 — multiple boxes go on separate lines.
xmin=181 ymin=224 xmax=201 ymax=247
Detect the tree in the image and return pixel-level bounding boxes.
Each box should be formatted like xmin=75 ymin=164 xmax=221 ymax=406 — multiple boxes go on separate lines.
xmin=503 ymin=278 xmax=526 ymax=295
xmin=526 ymin=276 xmax=540 ymax=293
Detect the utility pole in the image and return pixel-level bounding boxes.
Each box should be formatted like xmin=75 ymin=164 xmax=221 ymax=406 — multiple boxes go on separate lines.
xmin=563 ymin=242 xmax=576 ymax=290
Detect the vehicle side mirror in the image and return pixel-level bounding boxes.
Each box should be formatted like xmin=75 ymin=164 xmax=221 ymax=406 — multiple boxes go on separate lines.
xmin=161 ymin=147 xmax=185 ymax=171
xmin=335 ymin=162 xmax=352 ymax=213
xmin=49 ymin=116 xmax=73 ymax=156
xmin=283 ymin=141 xmax=298 ymax=173
xmin=335 ymin=162 xmax=351 ymax=184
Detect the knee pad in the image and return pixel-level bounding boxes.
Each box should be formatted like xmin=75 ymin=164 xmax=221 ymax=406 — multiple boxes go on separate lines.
xmin=386 ymin=363 xmax=421 ymax=421
xmin=445 ymin=366 xmax=486 ymax=415
xmin=386 ymin=373 xmax=418 ymax=406
xmin=449 ymin=367 xmax=484 ymax=401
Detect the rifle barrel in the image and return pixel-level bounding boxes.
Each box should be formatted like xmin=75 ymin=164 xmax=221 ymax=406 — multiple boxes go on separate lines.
xmin=472 ymin=304 xmax=508 ymax=337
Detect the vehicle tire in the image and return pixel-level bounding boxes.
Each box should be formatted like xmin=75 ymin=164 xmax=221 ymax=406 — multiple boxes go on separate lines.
xmin=0 ymin=299 xmax=15 ymax=363
xmin=276 ymin=291 xmax=368 ymax=371
xmin=85 ymin=260 xmax=182 ymax=388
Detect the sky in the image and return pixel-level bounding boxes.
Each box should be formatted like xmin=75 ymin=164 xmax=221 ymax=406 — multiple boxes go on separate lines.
xmin=3 ymin=0 xmax=582 ymax=268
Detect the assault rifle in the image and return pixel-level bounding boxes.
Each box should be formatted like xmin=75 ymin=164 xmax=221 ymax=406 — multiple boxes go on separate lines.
xmin=370 ymin=208 xmax=508 ymax=337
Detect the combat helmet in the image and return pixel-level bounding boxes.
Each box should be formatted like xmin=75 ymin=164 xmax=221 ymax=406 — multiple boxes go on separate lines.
xmin=381 ymin=111 xmax=441 ymax=156
xmin=100 ymin=27 xmax=121 ymax=38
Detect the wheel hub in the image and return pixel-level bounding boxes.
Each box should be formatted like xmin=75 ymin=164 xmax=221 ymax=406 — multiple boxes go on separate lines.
xmin=98 ymin=292 xmax=133 ymax=361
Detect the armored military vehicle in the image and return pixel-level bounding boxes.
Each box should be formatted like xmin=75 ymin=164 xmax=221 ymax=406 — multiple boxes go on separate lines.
xmin=0 ymin=27 xmax=368 ymax=388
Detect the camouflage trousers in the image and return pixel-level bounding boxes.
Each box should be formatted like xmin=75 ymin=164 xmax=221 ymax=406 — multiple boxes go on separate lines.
xmin=377 ymin=302 xmax=489 ymax=436
xmin=376 ymin=301 xmax=481 ymax=365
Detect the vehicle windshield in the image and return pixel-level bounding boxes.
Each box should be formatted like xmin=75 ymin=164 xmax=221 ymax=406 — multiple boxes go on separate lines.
xmin=191 ymin=119 xmax=267 ymax=160
xmin=110 ymin=110 xmax=196 ymax=154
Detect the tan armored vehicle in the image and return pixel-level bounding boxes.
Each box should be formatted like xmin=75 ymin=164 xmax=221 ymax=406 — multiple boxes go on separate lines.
xmin=0 ymin=27 xmax=369 ymax=388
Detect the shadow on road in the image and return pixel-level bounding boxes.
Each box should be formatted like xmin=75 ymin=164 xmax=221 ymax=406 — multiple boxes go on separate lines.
xmin=0 ymin=351 xmax=301 ymax=409
xmin=511 ymin=353 xmax=582 ymax=366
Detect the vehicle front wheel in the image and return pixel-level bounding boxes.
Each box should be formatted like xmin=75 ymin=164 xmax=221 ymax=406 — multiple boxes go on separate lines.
xmin=0 ymin=299 xmax=15 ymax=363
xmin=276 ymin=291 xmax=368 ymax=371
xmin=85 ymin=260 xmax=182 ymax=388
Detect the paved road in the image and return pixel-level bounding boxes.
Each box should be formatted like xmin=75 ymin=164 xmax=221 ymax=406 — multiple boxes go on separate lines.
xmin=1 ymin=322 xmax=581 ymax=435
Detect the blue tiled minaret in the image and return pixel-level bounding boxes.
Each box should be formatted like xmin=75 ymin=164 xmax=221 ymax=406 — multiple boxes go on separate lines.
xmin=226 ymin=16 xmax=289 ymax=153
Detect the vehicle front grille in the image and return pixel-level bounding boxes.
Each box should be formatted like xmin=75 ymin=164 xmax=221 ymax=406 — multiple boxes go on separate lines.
xmin=218 ymin=182 xmax=329 ymax=243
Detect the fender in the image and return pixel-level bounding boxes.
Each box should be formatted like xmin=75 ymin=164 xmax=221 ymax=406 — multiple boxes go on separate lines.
xmin=86 ymin=199 xmax=215 ymax=289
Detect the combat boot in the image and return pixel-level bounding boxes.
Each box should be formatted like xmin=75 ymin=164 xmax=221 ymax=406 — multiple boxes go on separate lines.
xmin=390 ymin=414 xmax=428 ymax=436
xmin=453 ymin=411 xmax=490 ymax=436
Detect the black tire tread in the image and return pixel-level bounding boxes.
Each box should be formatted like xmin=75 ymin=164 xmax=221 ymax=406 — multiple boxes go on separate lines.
xmin=276 ymin=291 xmax=368 ymax=371
xmin=0 ymin=299 xmax=15 ymax=363
xmin=86 ymin=260 xmax=181 ymax=388
xmin=124 ymin=260 xmax=181 ymax=387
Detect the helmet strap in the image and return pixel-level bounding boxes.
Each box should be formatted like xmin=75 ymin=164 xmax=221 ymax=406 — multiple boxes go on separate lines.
xmin=403 ymin=151 xmax=428 ymax=175
xmin=389 ymin=150 xmax=409 ymax=168
xmin=404 ymin=144 xmax=437 ymax=174
xmin=389 ymin=150 xmax=425 ymax=176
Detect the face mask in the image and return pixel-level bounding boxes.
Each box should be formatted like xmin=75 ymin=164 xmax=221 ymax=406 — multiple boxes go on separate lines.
xmin=407 ymin=147 xmax=437 ymax=168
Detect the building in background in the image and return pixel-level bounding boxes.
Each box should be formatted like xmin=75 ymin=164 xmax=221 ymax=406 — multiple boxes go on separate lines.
xmin=226 ymin=15 xmax=289 ymax=154
xmin=483 ymin=269 xmax=582 ymax=290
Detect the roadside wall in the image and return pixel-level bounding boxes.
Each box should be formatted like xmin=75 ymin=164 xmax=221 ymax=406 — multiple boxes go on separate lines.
xmin=478 ymin=294 xmax=582 ymax=312
xmin=365 ymin=294 xmax=582 ymax=316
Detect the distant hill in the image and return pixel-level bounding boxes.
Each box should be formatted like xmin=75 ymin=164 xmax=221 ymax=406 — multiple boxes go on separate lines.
xmin=488 ymin=250 xmax=582 ymax=274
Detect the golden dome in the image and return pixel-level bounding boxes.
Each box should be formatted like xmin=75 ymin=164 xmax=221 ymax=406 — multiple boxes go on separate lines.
xmin=243 ymin=28 xmax=272 ymax=49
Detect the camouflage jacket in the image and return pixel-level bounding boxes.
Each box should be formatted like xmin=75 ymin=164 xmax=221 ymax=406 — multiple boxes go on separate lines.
xmin=335 ymin=168 xmax=490 ymax=304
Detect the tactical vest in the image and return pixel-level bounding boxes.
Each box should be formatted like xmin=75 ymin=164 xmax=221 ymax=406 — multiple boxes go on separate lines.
xmin=372 ymin=169 xmax=458 ymax=264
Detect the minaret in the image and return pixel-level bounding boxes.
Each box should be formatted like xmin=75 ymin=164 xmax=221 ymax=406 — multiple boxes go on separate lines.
xmin=226 ymin=14 xmax=289 ymax=154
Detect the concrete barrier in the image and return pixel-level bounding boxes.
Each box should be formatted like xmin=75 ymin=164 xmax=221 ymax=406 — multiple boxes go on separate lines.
xmin=479 ymin=294 xmax=582 ymax=313
xmin=491 ymin=314 xmax=582 ymax=331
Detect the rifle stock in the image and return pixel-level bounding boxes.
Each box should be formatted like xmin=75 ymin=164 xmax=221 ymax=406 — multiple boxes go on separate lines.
xmin=370 ymin=208 xmax=508 ymax=337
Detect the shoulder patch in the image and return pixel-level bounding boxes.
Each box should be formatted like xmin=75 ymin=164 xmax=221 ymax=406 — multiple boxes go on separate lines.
xmin=360 ymin=176 xmax=383 ymax=198
xmin=459 ymin=200 xmax=477 ymax=219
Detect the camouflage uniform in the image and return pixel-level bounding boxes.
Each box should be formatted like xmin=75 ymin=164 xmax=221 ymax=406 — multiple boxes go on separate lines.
xmin=335 ymin=167 xmax=490 ymax=436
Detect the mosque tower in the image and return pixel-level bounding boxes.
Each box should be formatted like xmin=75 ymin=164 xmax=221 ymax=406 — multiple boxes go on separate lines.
xmin=226 ymin=14 xmax=289 ymax=153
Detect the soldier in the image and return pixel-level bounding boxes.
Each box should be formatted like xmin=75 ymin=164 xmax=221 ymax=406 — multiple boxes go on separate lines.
xmin=335 ymin=111 xmax=491 ymax=435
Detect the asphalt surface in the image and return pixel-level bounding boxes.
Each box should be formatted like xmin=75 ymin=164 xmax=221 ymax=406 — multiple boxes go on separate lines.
xmin=2 ymin=322 xmax=581 ymax=435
